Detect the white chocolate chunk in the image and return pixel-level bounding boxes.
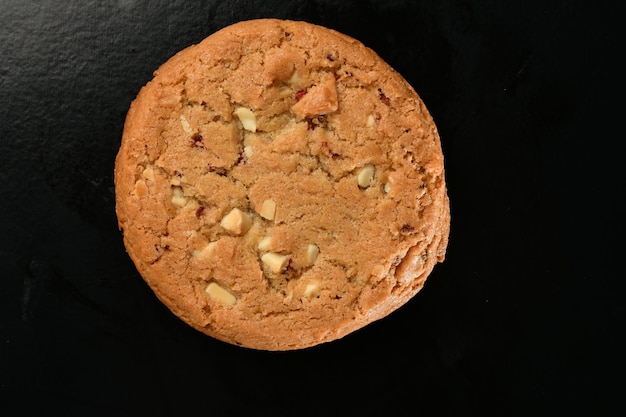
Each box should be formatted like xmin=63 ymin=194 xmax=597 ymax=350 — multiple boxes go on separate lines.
xmin=384 ymin=175 xmax=394 ymax=194
xmin=261 ymin=252 xmax=290 ymax=274
xmin=220 ymin=208 xmax=252 ymax=235
xmin=244 ymin=145 xmax=254 ymax=158
xmin=142 ymin=166 xmax=155 ymax=182
xmin=306 ymin=244 xmax=320 ymax=265
xmin=193 ymin=242 xmax=217 ymax=260
xmin=288 ymin=71 xmax=301 ymax=85
xmin=171 ymin=186 xmax=186 ymax=207
xmin=357 ymin=165 xmax=375 ymax=188
xmin=180 ymin=115 xmax=192 ymax=134
xmin=259 ymin=199 xmax=276 ymax=221
xmin=366 ymin=114 xmax=376 ymax=127
xmin=205 ymin=282 xmax=236 ymax=306
xmin=172 ymin=186 xmax=184 ymax=197
xmin=235 ymin=107 xmax=257 ymax=132
xmin=303 ymin=281 xmax=320 ymax=298
xmin=258 ymin=236 xmax=272 ymax=251
xmin=135 ymin=180 xmax=148 ymax=197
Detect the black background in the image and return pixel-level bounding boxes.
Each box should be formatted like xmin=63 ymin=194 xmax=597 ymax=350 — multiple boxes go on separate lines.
xmin=1 ymin=1 xmax=623 ymax=415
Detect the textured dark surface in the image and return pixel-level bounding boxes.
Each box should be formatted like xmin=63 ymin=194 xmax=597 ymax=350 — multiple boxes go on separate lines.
xmin=1 ymin=1 xmax=623 ymax=415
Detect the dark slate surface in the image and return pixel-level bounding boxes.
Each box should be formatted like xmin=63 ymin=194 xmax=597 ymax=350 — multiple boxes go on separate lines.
xmin=1 ymin=1 xmax=623 ymax=415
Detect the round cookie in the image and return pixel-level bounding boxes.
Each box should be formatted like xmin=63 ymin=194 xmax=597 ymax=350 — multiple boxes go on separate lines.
xmin=114 ymin=19 xmax=450 ymax=350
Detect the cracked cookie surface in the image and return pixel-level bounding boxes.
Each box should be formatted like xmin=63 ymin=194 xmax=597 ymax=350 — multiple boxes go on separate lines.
xmin=115 ymin=19 xmax=450 ymax=350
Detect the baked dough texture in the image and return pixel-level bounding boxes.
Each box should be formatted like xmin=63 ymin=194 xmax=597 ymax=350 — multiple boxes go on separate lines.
xmin=114 ymin=19 xmax=450 ymax=350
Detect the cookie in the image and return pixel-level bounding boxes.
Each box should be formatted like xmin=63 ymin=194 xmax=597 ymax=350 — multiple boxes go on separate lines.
xmin=114 ymin=19 xmax=450 ymax=350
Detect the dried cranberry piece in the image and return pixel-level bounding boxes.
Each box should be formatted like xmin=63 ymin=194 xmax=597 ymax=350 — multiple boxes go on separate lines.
xmin=320 ymin=141 xmax=340 ymax=158
xmin=400 ymin=224 xmax=415 ymax=234
xmin=378 ymin=88 xmax=390 ymax=106
xmin=207 ymin=164 xmax=227 ymax=176
xmin=295 ymin=89 xmax=307 ymax=101
xmin=236 ymin=150 xmax=247 ymax=165
xmin=190 ymin=134 xmax=205 ymax=148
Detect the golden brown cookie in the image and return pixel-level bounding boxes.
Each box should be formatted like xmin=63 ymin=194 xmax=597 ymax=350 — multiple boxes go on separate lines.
xmin=114 ymin=19 xmax=450 ymax=350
